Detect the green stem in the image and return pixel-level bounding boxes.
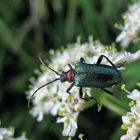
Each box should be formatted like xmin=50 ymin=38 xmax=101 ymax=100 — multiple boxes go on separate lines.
xmin=86 ymin=89 xmax=128 ymax=115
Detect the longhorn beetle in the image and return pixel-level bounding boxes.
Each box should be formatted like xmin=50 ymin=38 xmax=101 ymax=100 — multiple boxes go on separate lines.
xmin=28 ymin=55 xmax=122 ymax=107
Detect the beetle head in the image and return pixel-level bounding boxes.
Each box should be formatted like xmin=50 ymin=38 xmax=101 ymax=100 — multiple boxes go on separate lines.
xmin=60 ymin=71 xmax=67 ymax=82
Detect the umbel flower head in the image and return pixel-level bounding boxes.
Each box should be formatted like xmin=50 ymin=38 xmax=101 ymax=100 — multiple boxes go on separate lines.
xmin=121 ymin=84 xmax=140 ymax=140
xmin=0 ymin=127 xmax=27 ymax=140
xmin=27 ymin=37 xmax=140 ymax=137
xmin=116 ymin=0 xmax=140 ymax=47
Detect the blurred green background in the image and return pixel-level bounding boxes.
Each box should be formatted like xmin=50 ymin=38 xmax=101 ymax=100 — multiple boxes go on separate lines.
xmin=0 ymin=0 xmax=140 ymax=140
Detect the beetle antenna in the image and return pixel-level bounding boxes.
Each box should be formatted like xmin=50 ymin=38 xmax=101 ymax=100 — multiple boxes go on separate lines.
xmin=28 ymin=78 xmax=60 ymax=107
xmin=39 ymin=53 xmax=60 ymax=76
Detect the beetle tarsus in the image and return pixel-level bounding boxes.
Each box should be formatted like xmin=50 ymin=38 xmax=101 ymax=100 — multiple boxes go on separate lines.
xmin=116 ymin=61 xmax=126 ymax=68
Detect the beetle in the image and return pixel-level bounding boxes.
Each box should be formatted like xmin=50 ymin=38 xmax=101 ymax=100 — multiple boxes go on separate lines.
xmin=28 ymin=55 xmax=122 ymax=106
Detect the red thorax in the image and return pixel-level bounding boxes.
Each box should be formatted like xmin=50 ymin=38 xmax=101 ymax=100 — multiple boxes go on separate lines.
xmin=66 ymin=69 xmax=75 ymax=83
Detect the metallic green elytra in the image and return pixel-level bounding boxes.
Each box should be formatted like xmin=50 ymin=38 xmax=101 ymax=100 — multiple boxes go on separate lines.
xmin=74 ymin=62 xmax=122 ymax=88
xmin=28 ymin=55 xmax=123 ymax=106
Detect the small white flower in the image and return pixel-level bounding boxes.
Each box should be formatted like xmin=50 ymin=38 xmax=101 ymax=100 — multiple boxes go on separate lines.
xmin=0 ymin=128 xmax=14 ymax=139
xmin=57 ymin=112 xmax=79 ymax=136
xmin=121 ymin=129 xmax=137 ymax=140
xmin=0 ymin=127 xmax=27 ymax=140
xmin=122 ymin=112 xmax=134 ymax=125
xmin=116 ymin=0 xmax=140 ymax=47
xmin=121 ymin=87 xmax=140 ymax=140
xmin=127 ymin=89 xmax=140 ymax=101
xmin=56 ymin=93 xmax=84 ymax=136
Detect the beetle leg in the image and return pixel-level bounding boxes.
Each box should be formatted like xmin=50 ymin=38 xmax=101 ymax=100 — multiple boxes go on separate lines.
xmin=79 ymin=87 xmax=89 ymax=99
xmin=101 ymin=88 xmax=114 ymax=95
xmin=79 ymin=87 xmax=97 ymax=103
xmin=66 ymin=82 xmax=74 ymax=94
xmin=96 ymin=55 xmax=116 ymax=68
xmin=80 ymin=57 xmax=86 ymax=63
xmin=68 ymin=64 xmax=73 ymax=69
xmin=79 ymin=87 xmax=83 ymax=98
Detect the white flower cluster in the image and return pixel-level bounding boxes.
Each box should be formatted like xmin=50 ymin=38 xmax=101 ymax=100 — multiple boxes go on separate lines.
xmin=27 ymin=38 xmax=140 ymax=137
xmin=121 ymin=86 xmax=140 ymax=140
xmin=0 ymin=127 xmax=27 ymax=140
xmin=116 ymin=0 xmax=140 ymax=47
